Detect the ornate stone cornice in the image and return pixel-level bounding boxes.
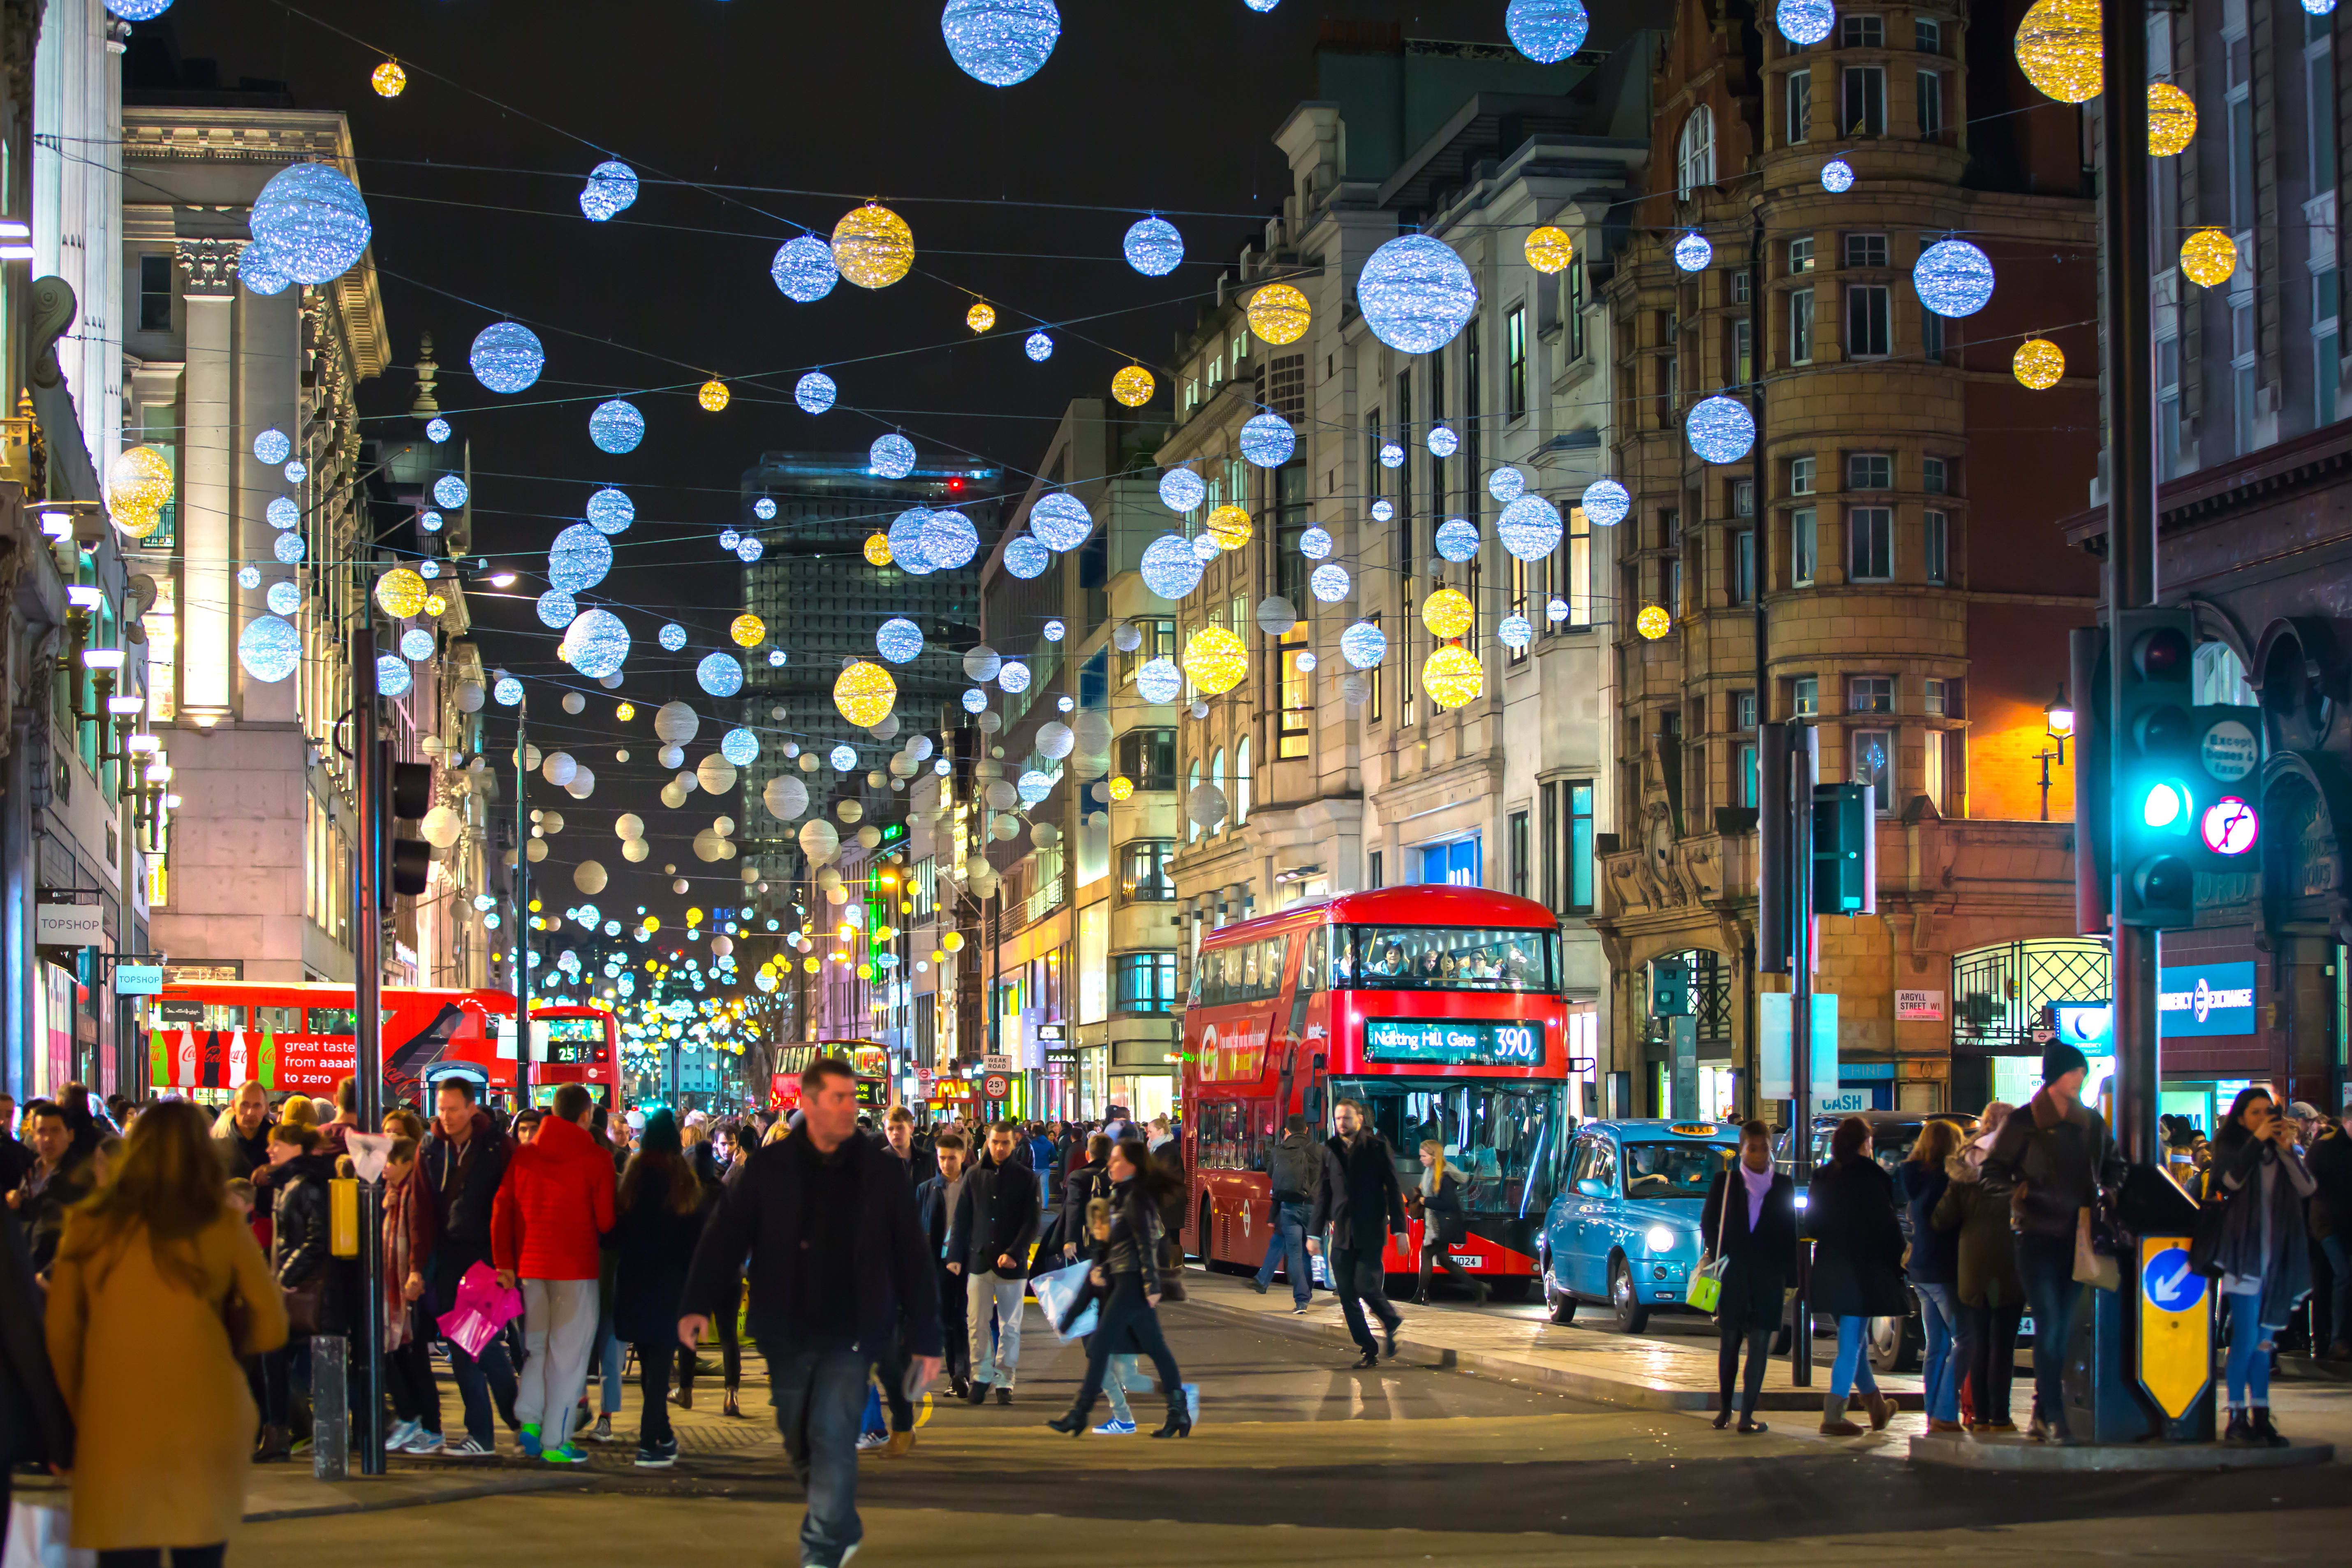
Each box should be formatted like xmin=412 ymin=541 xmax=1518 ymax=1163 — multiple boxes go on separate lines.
xmin=175 ymin=237 xmax=247 ymax=296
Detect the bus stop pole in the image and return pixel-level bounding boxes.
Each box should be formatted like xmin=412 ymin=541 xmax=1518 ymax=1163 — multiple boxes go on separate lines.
xmin=514 ymin=696 xmax=531 ymax=1108
xmin=1788 ymin=720 xmax=1813 ymax=1388
xmin=350 ymin=628 xmax=387 ymax=1476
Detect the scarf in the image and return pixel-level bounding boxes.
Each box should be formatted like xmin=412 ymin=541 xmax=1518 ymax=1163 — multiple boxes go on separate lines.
xmin=1739 ymin=1160 xmax=1773 ymax=1230
xmin=383 ymin=1170 xmax=417 ymax=1351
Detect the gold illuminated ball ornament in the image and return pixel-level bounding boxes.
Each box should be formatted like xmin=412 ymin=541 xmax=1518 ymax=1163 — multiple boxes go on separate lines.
xmin=372 ymin=61 xmax=407 ymax=98
xmin=1422 ymin=587 xmax=1474 ymax=640
xmin=1420 ymin=645 xmax=1485 ymax=710
xmin=1111 ymin=365 xmax=1155 ymax=408
xmin=1637 ymin=605 xmax=1673 ymax=641
xmin=1181 ymin=626 xmax=1249 ymax=696
xmin=2013 ymin=0 xmax=2102 ymax=106
xmin=2180 ymin=227 xmax=2237 ymax=288
xmin=1206 ymin=503 xmax=1253 ymax=551
xmin=833 ymin=659 xmax=898 ymax=727
xmin=1525 ymin=225 xmax=1574 ymax=275
xmin=422 ymin=593 xmax=448 ymax=617
xmin=698 ymin=378 xmax=731 ymax=412
xmin=1245 ymin=283 xmax=1311 ymax=347
xmin=729 ymin=612 xmax=767 ymax=649
xmin=106 ymin=444 xmax=174 ymax=539
xmin=2012 ymin=338 xmax=2065 ymax=390
xmin=966 ymin=300 xmax=996 ymax=334
xmin=863 ymin=532 xmax=894 ymax=566
xmin=1109 ymin=775 xmax=1135 ymax=801
xmin=616 ymin=701 xmax=636 ymax=722
xmin=831 ymin=202 xmax=914 ymax=290
xmin=2148 ymin=82 xmax=2197 ymax=157
xmin=374 ymin=567 xmax=428 ymax=619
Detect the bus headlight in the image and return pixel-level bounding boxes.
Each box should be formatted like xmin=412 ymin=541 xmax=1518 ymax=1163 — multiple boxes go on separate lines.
xmin=1644 ymin=1225 xmax=1676 ymax=1254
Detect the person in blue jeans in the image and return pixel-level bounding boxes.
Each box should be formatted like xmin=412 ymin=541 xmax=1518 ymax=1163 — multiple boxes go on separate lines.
xmin=1896 ymin=1119 xmax=1965 ymax=1431
xmin=1804 ymin=1116 xmax=1905 ymax=1435
xmin=1251 ymin=1114 xmax=1319 ymax=1311
xmin=1982 ymin=1042 xmax=2120 ymax=1446
xmin=421 ymin=1082 xmax=519 ymax=1456
xmin=2204 ymin=1086 xmax=2316 ymax=1446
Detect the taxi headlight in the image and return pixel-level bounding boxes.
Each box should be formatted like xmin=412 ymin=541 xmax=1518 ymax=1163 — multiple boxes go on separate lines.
xmin=1645 ymin=1225 xmax=1677 ymax=1254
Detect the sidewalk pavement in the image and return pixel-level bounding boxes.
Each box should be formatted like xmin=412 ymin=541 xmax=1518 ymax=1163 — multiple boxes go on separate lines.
xmin=1177 ymin=1269 xmax=1927 ymax=1414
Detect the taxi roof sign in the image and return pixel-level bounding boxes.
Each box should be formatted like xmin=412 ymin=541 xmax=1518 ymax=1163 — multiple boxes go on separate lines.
xmin=1668 ymin=1123 xmax=1721 ymax=1137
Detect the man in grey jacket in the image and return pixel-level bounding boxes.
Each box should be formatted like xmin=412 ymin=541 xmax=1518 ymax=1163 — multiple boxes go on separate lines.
xmin=1252 ymin=1114 xmax=1320 ymax=1311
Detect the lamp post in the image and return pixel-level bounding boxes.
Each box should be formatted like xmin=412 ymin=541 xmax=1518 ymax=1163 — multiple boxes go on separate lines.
xmin=2034 ymin=684 xmax=2075 ymax=823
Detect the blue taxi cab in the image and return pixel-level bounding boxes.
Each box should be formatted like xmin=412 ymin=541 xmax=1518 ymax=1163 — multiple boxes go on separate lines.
xmin=1537 ymin=1120 xmax=1741 ymax=1332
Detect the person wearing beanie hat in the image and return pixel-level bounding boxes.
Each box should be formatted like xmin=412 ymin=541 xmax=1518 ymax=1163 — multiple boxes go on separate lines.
xmin=1982 ymin=1036 xmax=2120 ymax=1446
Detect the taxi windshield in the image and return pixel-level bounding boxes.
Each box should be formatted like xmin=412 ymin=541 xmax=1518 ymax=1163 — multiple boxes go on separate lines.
xmin=1336 ymin=926 xmax=1558 ymax=992
xmin=1619 ymin=1142 xmax=1724 ymax=1201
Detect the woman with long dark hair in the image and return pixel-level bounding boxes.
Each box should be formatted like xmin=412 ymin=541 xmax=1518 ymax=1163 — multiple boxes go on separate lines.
xmin=2203 ymin=1086 xmax=2316 ymax=1446
xmin=46 ymin=1100 xmax=286 ymax=1568
xmin=1806 ymin=1116 xmax=1905 ymax=1436
xmin=612 ymin=1109 xmax=706 ymax=1468
xmin=1046 ymin=1140 xmax=1192 ymax=1438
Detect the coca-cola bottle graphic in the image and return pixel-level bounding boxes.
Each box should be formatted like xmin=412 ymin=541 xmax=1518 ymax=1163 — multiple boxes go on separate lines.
xmin=257 ymin=1030 xmax=276 ymax=1092
xmin=175 ymin=1026 xmax=198 ymax=1089
xmin=228 ymin=1030 xmax=250 ymax=1086
xmin=149 ymin=1029 xmax=168 ymax=1090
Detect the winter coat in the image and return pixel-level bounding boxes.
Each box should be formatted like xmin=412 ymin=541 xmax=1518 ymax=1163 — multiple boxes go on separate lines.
xmin=271 ymin=1151 xmax=349 ymax=1333
xmin=213 ymin=1123 xmax=272 ymax=1184
xmin=1062 ymin=1159 xmax=1111 ymax=1247
xmin=609 ymin=1160 xmax=706 ymax=1345
xmin=2208 ymin=1127 xmax=2317 ymax=1329
xmin=1262 ymin=1130 xmax=1321 ymax=1206
xmin=421 ymin=1108 xmax=510 ymax=1264
xmin=1982 ymin=1087 xmax=2121 ymax=1240
xmin=46 ymin=1208 xmax=286 ymax=1551
xmin=1098 ymin=1174 xmax=1165 ymax=1291
xmin=946 ymin=1150 xmax=1042 ymax=1278
xmin=1417 ymin=1165 xmax=1471 ymax=1246
xmin=15 ymin=1152 xmax=95 ymax=1275
xmin=1309 ymin=1130 xmax=1409 ymax=1253
xmin=1805 ymin=1154 xmax=1909 ymax=1319
xmin=682 ymin=1130 xmax=942 ymax=1360
xmin=1896 ymin=1159 xmax=1957 ymax=1285
xmin=1931 ymin=1154 xmax=2023 ymax=1309
xmin=491 ymin=1116 xmax=617 ymax=1281
xmin=0 ymin=1200 xmax=71 ymax=1471
xmin=2307 ymin=1123 xmax=2352 ymax=1242
xmin=1699 ymin=1165 xmax=1799 ymax=1331
xmin=380 ymin=1163 xmax=438 ymax=1350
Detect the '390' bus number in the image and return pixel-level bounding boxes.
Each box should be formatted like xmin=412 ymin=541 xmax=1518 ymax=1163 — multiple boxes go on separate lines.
xmin=1364 ymin=1018 xmax=1545 ymax=1067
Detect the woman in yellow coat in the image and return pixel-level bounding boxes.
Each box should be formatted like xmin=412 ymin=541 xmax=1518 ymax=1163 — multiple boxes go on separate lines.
xmin=46 ymin=1100 xmax=288 ymax=1565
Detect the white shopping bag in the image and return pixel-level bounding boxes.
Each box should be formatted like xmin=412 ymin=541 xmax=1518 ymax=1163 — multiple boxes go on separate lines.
xmin=1029 ymin=1259 xmax=1099 ymax=1343
xmin=4 ymin=1499 xmax=95 ymax=1568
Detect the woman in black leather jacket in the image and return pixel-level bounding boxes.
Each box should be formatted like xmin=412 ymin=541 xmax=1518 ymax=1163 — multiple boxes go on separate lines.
xmin=1048 ymin=1140 xmax=1191 ymax=1438
xmin=257 ymin=1124 xmax=345 ymax=1459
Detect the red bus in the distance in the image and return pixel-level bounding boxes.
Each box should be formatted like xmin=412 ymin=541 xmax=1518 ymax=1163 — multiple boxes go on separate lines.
xmin=769 ymin=1041 xmax=893 ymax=1114
xmin=1180 ymin=886 xmax=1568 ymax=1297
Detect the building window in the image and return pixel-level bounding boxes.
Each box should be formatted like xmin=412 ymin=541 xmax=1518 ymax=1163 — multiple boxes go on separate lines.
xmin=2312 ymin=14 xmax=2340 ymax=195
xmin=1790 ymin=455 xmax=1816 ymax=495
xmin=1849 ymin=675 xmax=1894 ymax=714
xmin=1367 ymin=612 xmax=1384 ymax=721
xmin=1852 ymin=728 xmax=1893 ymax=813
xmin=1508 ymin=553 xmax=1530 ymax=662
xmin=1733 ymin=477 xmax=1755 ymax=517
xmin=1921 ymin=302 xmax=1945 ymax=361
xmin=1733 ymin=271 xmax=1752 ymax=305
xmin=1842 ymin=13 xmax=1885 ymax=46
xmin=1509 ymin=810 xmax=1530 ymax=899
xmin=1234 ymin=737 xmax=1252 ymax=824
xmin=1738 ymin=742 xmax=1760 ymax=807
xmin=1916 ymin=16 xmax=1942 ymax=53
xmin=1923 ymin=677 xmax=1947 ymax=716
xmin=1843 ymin=66 xmax=1887 ymax=136
xmin=1676 ymin=104 xmax=1716 ymax=199
xmin=1365 ymin=407 xmax=1381 ymax=503
xmin=1848 ymin=452 xmax=1893 ymax=489
xmin=1185 ymin=761 xmax=1201 ymax=841
xmin=1923 ymin=455 xmax=1947 ymax=494
xmin=1565 ymin=259 xmax=1587 ymax=360
xmin=1792 ymin=507 xmax=1817 ymax=584
xmin=1279 ymin=646 xmax=1312 ymax=757
xmin=2317 ymin=271 xmax=2342 ymax=428
xmin=138 ymin=254 xmax=173 ymax=332
xmin=1562 ymin=507 xmax=1592 ymax=626
xmin=1506 ymin=305 xmax=1528 ymax=420
xmin=1113 ymin=952 xmax=1178 ymax=1013
xmin=1794 ymin=676 xmax=1820 ymax=717
xmin=1917 ymin=69 xmax=1943 ymax=137
xmin=1844 ymin=233 xmax=1889 ymax=269
xmin=1924 ymin=729 xmax=1949 ymax=812
xmin=1848 ymin=506 xmax=1894 ymax=579
xmin=1732 ymin=529 xmax=1755 ymax=604
xmin=1789 ymin=235 xmax=1816 ymax=274
xmin=1787 ymin=68 xmax=1813 ymax=144
xmin=1566 ymin=781 xmax=1594 ymax=912
xmin=1120 ymin=618 xmax=1176 ymax=686
xmin=1116 ymin=727 xmax=1176 ymax=789
xmin=2226 ymin=25 xmax=2253 ymax=232
xmin=1847 ymin=284 xmax=1891 ymax=356
xmin=1923 ymin=509 xmax=1948 ymax=584
xmin=1789 ymin=287 xmax=1815 ymax=363
xmin=1736 ymin=689 xmax=1758 ymax=730
xmin=1120 ymin=840 xmax=1176 ymax=901
xmin=1666 ymin=554 xmax=1683 ymax=617
xmin=1734 ymin=318 xmax=1752 ymax=387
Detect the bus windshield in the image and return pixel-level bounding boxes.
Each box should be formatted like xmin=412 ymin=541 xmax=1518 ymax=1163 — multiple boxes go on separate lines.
xmin=1619 ymin=1142 xmax=1725 ymax=1201
xmin=1335 ymin=926 xmax=1558 ymax=992
xmin=1329 ymin=1077 xmax=1562 ymax=1216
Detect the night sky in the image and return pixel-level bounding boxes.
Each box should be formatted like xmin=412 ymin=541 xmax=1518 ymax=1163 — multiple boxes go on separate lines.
xmin=146 ymin=0 xmax=1635 ymax=948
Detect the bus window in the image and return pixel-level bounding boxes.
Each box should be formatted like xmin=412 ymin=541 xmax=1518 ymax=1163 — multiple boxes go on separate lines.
xmin=254 ymin=1006 xmax=299 ymax=1036
xmin=1217 ymin=1102 xmax=1243 ymax=1168
xmin=308 ymin=1008 xmax=358 ymax=1035
xmin=1342 ymin=925 xmax=1560 ymax=992
xmin=1298 ymin=927 xmax=1326 ymax=993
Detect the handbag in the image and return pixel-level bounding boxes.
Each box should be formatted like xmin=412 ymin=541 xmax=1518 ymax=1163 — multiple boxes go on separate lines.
xmin=2072 ymin=1205 xmax=2121 ymax=1291
xmin=283 ymin=1277 xmax=323 ymax=1336
xmin=1688 ymin=1165 xmax=1734 ymax=1316
xmin=1030 ymin=1258 xmax=1099 ymax=1342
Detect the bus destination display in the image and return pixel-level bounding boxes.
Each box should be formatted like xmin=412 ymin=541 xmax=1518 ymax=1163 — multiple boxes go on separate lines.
xmin=1364 ymin=1018 xmax=1544 ymax=1067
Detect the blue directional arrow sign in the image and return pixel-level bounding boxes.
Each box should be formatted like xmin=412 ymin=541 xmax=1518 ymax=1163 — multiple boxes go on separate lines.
xmin=2141 ymin=1246 xmax=2205 ymax=1312
xmin=2137 ymin=1237 xmax=2211 ymax=1421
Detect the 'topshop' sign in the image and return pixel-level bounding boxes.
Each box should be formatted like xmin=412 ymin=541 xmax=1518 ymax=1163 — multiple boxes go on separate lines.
xmin=2157 ymin=961 xmax=2257 ymax=1038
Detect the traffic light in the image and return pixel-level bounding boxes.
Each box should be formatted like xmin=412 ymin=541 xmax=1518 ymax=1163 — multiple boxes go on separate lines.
xmin=1651 ymin=961 xmax=1690 ymax=1017
xmin=377 ymin=739 xmax=433 ymax=912
xmin=2113 ymin=608 xmax=2197 ymax=927
xmin=1812 ymin=783 xmax=1870 ymax=914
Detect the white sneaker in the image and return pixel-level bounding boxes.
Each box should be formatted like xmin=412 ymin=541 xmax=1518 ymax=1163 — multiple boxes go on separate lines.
xmin=404 ymin=1429 xmax=444 ymax=1455
xmin=854 ymin=1431 xmax=888 ymax=1452
xmin=1090 ymin=1417 xmax=1137 ymax=1435
xmin=386 ymin=1420 xmax=419 ymax=1453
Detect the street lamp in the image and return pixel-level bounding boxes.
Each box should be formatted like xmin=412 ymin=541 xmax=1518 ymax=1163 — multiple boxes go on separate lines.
xmin=2035 ymin=683 xmax=2073 ymax=822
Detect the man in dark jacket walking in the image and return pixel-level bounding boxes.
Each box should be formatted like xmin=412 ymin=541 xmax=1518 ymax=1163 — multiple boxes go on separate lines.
xmin=917 ymin=1132 xmax=972 ymax=1397
xmin=1252 ymin=1114 xmax=1320 ymax=1311
xmin=1982 ymin=1042 xmax=2121 ymax=1445
xmin=680 ymin=1058 xmax=940 ymax=1568
xmin=421 ymin=1077 xmax=518 ymax=1456
xmin=946 ymin=1121 xmax=1040 ymax=1403
xmin=1308 ymin=1099 xmax=1409 ymax=1366
xmin=213 ymin=1081 xmax=273 ymax=1181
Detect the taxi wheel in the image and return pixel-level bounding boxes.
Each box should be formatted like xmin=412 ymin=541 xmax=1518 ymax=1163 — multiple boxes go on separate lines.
xmin=1608 ymin=1256 xmax=1651 ymax=1334
xmin=1541 ymin=1251 xmax=1577 ymax=1325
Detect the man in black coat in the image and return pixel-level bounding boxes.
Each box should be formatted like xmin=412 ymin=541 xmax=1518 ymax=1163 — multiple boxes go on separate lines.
xmin=419 ymin=1078 xmax=518 ymax=1455
xmin=945 ymin=1121 xmax=1039 ymax=1404
xmin=0 ymin=1199 xmax=71 ymax=1530
xmin=681 ymin=1058 xmax=940 ymax=1568
xmin=917 ymin=1132 xmax=973 ymax=1397
xmin=1308 ymin=1098 xmax=1410 ymax=1366
xmin=212 ymin=1080 xmax=273 ymax=1181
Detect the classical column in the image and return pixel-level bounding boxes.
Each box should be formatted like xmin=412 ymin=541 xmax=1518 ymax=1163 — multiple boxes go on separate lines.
xmin=176 ymin=236 xmax=241 ymax=721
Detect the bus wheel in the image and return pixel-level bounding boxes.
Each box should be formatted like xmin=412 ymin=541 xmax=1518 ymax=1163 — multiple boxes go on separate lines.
xmin=1607 ymin=1256 xmax=1651 ymax=1334
xmin=1195 ymin=1197 xmax=1214 ymax=1267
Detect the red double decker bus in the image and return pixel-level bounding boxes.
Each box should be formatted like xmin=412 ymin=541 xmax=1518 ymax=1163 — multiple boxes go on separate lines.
xmin=769 ymin=1041 xmax=893 ymax=1114
xmin=141 ymin=981 xmax=619 ymax=1111
xmin=1179 ymin=886 xmax=1569 ymax=1296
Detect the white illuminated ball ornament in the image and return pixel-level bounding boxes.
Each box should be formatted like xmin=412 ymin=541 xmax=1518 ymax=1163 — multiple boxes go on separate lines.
xmin=1380 ymin=443 xmax=1405 ymax=470
xmin=1914 ymin=238 xmax=1995 ymax=318
xmin=1435 ymin=518 xmax=1480 ymax=562
xmin=1371 ymin=499 xmax=1395 ymax=523
xmin=659 ymin=623 xmax=688 ymax=652
xmin=578 ymin=161 xmax=638 ymax=222
xmin=1311 ymin=564 xmax=1352 ymax=602
xmin=1427 ymin=425 xmax=1459 ymax=459
xmin=274 ymin=533 xmax=306 ymax=564
xmin=494 ymin=677 xmax=523 ymax=706
xmin=1358 ymin=234 xmax=1478 ymax=355
xmin=1341 ymin=620 xmax=1387 ymax=669
xmin=376 ymin=654 xmax=413 ymax=698
xmin=771 ymin=237 xmax=839 ymax=302
xmin=754 ymin=498 xmax=777 ymax=521
xmin=940 ymin=0 xmax=1062 ymax=87
xmin=1505 ymin=0 xmax=1590 ymax=63
xmin=548 ymin=523 xmax=614 ymax=592
xmin=1778 ymin=0 xmax=1836 ymax=45
xmin=248 ymin=162 xmax=372 ymax=284
xmin=1004 ymin=537 xmax=1050 ymax=579
xmin=697 ymin=652 xmax=745 ymax=697
xmin=537 ymin=590 xmax=576 ymax=629
xmin=401 ymin=628 xmax=435 ymax=661
xmin=1581 ymin=478 xmax=1631 ymax=526
xmin=1685 ymin=395 xmax=1757 ymax=464
xmin=1488 ymin=466 xmax=1525 ymax=503
xmin=876 ymin=618 xmax=924 ymax=664
xmin=1025 ymin=331 xmax=1055 ymax=362
xmin=1136 ymin=658 xmax=1181 ymax=704
xmin=267 ymin=581 xmax=300 ymax=616
xmin=1496 ymin=495 xmax=1565 ymax=560
xmin=1821 ymin=158 xmax=1856 ymax=193
xmin=238 ymin=565 xmax=262 ymax=591
xmin=267 ymin=496 xmax=299 ymax=530
xmin=869 ymin=435 xmax=917 ymax=479
xmin=1299 ymin=526 xmax=1333 ymax=560
xmin=240 ymin=615 xmax=301 ymax=682
xmin=1239 ymin=412 xmax=1296 ymax=468
xmin=588 ymin=399 xmax=644 ymax=454
xmin=1123 ymin=217 xmax=1184 ymax=276
xmin=254 ymin=428 xmax=291 ymax=466
xmin=564 ymin=609 xmax=632 ymax=680
xmin=426 ymin=418 xmax=451 ymax=444
xmin=1674 ymin=230 xmax=1713 ymax=272
xmin=736 ymin=537 xmax=763 ymax=563
xmin=1158 ymin=468 xmax=1206 ymax=513
xmin=586 ymin=487 xmax=634 ymax=535
xmin=924 ymin=510 xmax=980 ymax=569
xmin=1498 ymin=614 xmax=1534 ymax=650
xmin=795 ymin=372 xmax=837 ymax=415
xmin=1140 ymin=534 xmax=1205 ymax=600
xmin=1030 ymin=492 xmax=1093 ymax=550
xmin=470 ymin=321 xmax=545 ymax=394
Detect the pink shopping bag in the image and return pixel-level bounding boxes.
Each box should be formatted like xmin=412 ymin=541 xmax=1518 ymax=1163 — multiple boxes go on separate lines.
xmin=436 ymin=1261 xmax=523 ymax=1359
